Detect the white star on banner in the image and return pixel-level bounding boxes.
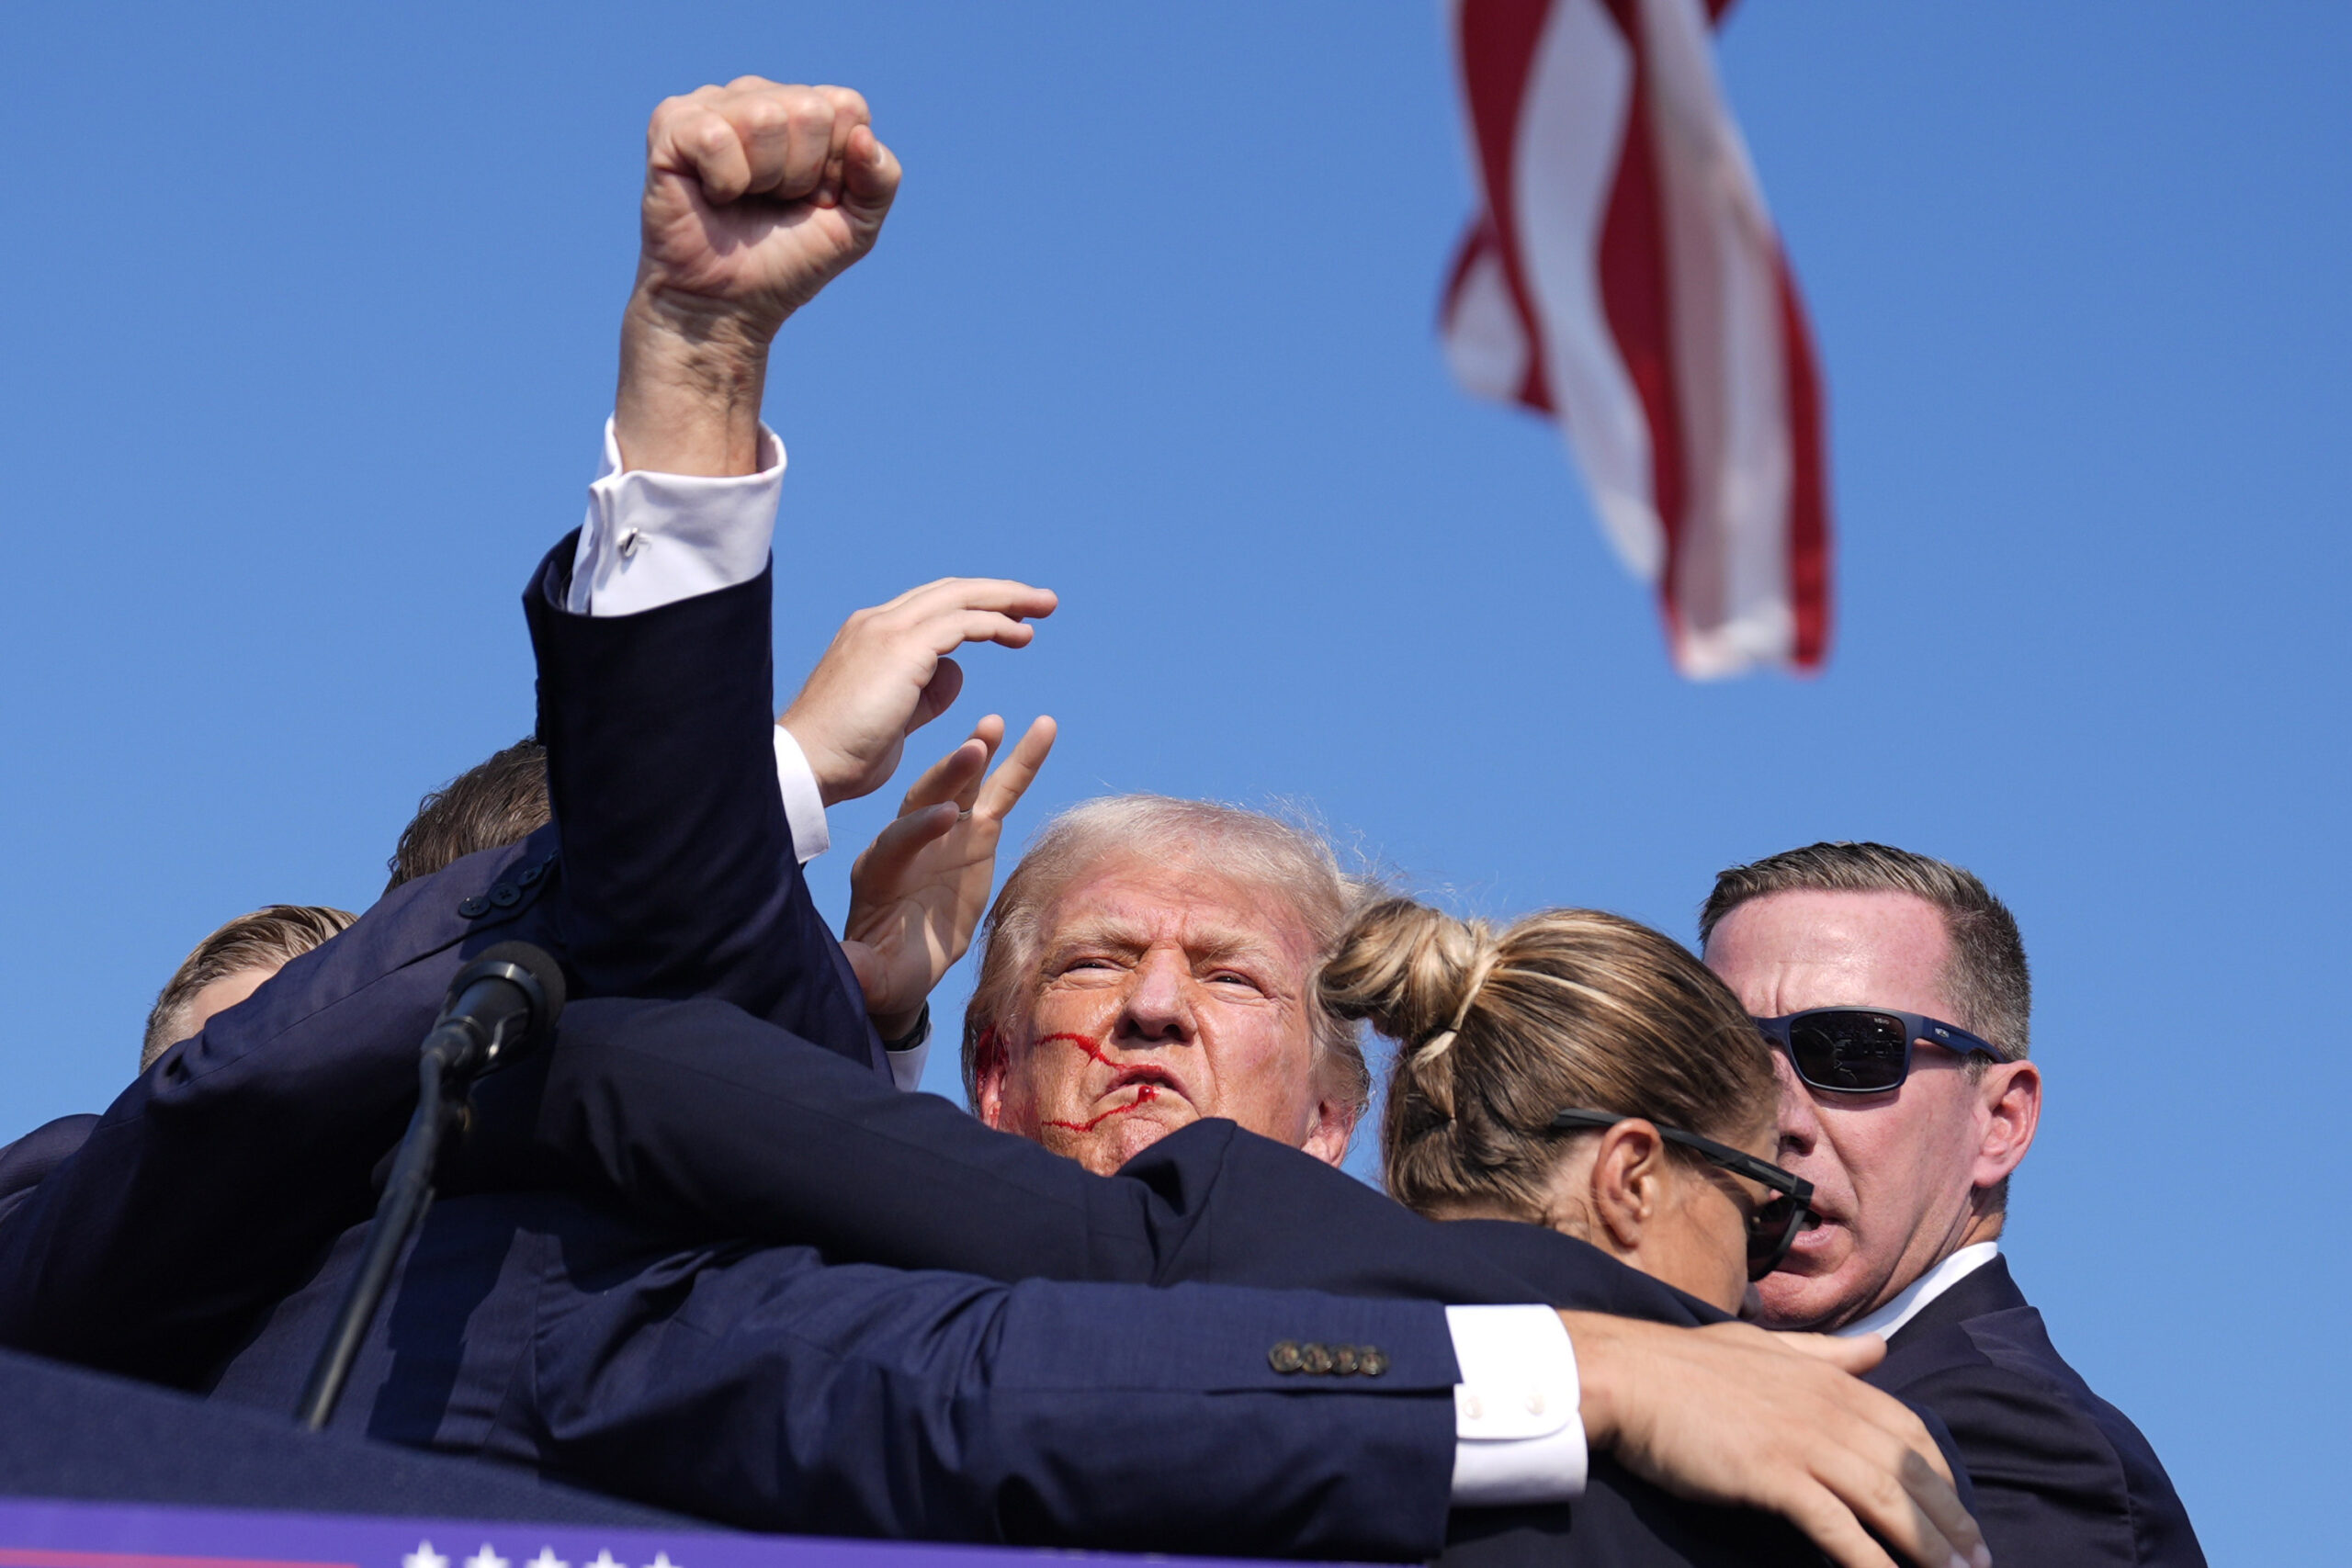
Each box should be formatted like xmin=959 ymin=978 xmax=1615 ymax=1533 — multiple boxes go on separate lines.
xmin=464 ymin=1546 xmax=509 ymax=1568
xmin=525 ymin=1551 xmax=568 ymax=1568
xmin=647 ymin=1554 xmax=683 ymax=1568
xmin=405 ymin=1543 xmax=449 ymax=1568
xmin=586 ymin=1552 xmax=625 ymax=1568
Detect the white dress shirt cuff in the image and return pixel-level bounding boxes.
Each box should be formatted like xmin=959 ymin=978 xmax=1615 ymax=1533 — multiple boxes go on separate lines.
xmin=771 ymin=726 xmax=831 ymax=866
xmin=569 ymin=417 xmax=786 ymax=617
xmin=886 ymin=1017 xmax=934 ymax=1093
xmin=1445 ymin=1304 xmax=1588 ymax=1506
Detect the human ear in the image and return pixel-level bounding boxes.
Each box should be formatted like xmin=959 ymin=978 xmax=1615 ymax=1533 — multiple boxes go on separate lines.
xmin=973 ymin=1026 xmax=1014 ymax=1130
xmin=1589 ymin=1121 xmax=1667 ymax=1251
xmin=1973 ymin=1060 xmax=2042 ymax=1190
xmin=1299 ymin=1094 xmax=1357 ymax=1169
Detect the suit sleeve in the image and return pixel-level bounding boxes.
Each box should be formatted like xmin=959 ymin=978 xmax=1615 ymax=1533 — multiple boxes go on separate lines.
xmin=0 ymin=538 xmax=883 ymax=1383
xmin=466 ymin=995 xmax=1710 ymax=1323
xmin=535 ymin=1251 xmax=1463 ymax=1559
xmin=524 ymin=536 xmax=881 ymax=1072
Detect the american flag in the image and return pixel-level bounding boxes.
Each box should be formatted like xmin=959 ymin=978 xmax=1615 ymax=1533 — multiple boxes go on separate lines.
xmin=1441 ymin=0 xmax=1831 ymax=676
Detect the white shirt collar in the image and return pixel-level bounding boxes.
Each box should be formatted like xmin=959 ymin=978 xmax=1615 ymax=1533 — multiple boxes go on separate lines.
xmin=1832 ymin=1241 xmax=2001 ymax=1341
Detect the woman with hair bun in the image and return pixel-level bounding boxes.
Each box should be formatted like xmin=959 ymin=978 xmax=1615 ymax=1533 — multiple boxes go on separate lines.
xmin=1321 ymin=897 xmax=1815 ymax=1314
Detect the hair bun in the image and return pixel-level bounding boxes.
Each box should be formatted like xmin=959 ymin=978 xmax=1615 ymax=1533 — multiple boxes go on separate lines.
xmin=1320 ymin=897 xmax=1498 ymax=1049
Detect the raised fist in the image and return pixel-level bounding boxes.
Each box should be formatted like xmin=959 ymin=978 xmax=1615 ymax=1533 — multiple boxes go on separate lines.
xmin=634 ymin=77 xmax=902 ymax=340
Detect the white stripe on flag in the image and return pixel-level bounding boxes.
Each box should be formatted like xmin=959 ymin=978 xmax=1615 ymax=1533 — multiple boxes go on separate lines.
xmin=1511 ymin=0 xmax=1662 ymax=581
xmin=1641 ymin=0 xmax=1795 ymax=674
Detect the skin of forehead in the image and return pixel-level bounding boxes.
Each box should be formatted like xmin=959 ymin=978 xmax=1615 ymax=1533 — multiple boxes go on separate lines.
xmin=1708 ymin=888 xmax=1955 ymax=1016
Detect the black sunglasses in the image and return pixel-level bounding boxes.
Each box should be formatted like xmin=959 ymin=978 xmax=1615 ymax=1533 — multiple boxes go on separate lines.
xmin=1753 ymin=1008 xmax=2011 ymax=1096
xmin=1548 ymin=1108 xmax=1819 ymax=1280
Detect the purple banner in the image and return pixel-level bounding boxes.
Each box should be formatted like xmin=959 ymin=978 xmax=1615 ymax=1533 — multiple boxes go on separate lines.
xmin=0 ymin=1499 xmax=1275 ymax=1568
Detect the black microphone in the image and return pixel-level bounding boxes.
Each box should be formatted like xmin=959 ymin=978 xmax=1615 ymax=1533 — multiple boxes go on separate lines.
xmin=296 ymin=940 xmax=564 ymax=1430
xmin=420 ymin=942 xmax=568 ymax=1081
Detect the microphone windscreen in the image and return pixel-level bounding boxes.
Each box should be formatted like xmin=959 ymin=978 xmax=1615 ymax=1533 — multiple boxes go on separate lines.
xmin=470 ymin=940 xmax=568 ymax=1032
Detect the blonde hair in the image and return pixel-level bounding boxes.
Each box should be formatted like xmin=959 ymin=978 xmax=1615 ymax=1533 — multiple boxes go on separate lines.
xmin=1321 ymin=898 xmax=1776 ymax=1222
xmin=961 ymin=795 xmax=1374 ymax=1122
xmin=142 ymin=904 xmax=358 ymax=1068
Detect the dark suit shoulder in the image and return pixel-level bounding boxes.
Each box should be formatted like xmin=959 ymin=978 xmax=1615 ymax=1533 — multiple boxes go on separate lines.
xmin=0 ymin=1116 xmax=98 ymax=1203
xmin=1878 ymin=1262 xmax=2205 ymax=1567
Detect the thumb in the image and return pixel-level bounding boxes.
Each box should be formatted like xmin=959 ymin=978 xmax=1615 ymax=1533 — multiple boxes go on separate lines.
xmin=909 ymin=656 xmax=964 ymax=735
xmin=1770 ymin=1330 xmax=1885 ymax=1375
xmin=841 ymin=124 xmax=901 ymax=231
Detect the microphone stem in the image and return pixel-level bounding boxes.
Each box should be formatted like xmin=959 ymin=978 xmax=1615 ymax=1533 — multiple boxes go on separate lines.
xmin=293 ymin=1050 xmax=452 ymax=1431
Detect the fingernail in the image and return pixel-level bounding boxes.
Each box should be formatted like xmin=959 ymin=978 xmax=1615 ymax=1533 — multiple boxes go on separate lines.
xmin=1974 ymin=1549 xmax=1993 ymax=1568
xmin=1949 ymin=1556 xmax=1970 ymax=1568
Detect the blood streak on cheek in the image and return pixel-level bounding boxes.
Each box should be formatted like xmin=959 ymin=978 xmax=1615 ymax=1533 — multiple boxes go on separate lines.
xmin=1043 ymin=1084 xmax=1160 ymax=1134
xmin=1037 ymin=1030 xmax=1166 ymax=1133
xmin=1036 ymin=1031 xmax=1114 ymax=1066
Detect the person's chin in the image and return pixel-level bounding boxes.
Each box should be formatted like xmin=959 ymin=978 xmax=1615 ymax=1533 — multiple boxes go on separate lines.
xmin=1063 ymin=1104 xmax=1194 ymax=1175
xmin=1751 ymin=1229 xmax=1855 ymax=1329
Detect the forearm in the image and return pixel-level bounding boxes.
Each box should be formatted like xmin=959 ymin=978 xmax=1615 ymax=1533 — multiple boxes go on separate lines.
xmin=611 ymin=289 xmax=774 ymax=477
xmin=556 ymin=1259 xmax=1461 ymax=1556
xmin=489 ymin=996 xmax=1714 ymax=1320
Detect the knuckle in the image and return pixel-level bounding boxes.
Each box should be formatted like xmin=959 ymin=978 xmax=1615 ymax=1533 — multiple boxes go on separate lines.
xmin=738 ymin=96 xmax=790 ymax=137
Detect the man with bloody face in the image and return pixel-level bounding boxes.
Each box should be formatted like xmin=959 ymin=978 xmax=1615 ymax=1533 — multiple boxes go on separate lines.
xmin=961 ymin=795 xmax=1370 ymax=1173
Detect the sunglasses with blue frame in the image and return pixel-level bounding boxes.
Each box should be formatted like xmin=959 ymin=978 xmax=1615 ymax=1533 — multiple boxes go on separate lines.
xmin=1752 ymin=1008 xmax=2012 ymax=1096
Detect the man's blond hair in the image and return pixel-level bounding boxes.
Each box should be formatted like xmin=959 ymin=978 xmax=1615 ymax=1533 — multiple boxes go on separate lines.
xmin=141 ymin=905 xmax=357 ymax=1068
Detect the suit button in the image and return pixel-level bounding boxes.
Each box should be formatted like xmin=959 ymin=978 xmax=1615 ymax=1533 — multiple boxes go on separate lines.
xmin=1358 ymin=1348 xmax=1389 ymax=1378
xmin=1330 ymin=1344 xmax=1361 ymax=1375
xmin=516 ymin=863 xmax=545 ymax=886
xmin=488 ymin=885 xmax=523 ymax=908
xmin=1268 ymin=1341 xmax=1305 ymax=1374
xmin=1298 ymin=1343 xmax=1333 ymax=1376
xmin=458 ymin=897 xmax=490 ymax=919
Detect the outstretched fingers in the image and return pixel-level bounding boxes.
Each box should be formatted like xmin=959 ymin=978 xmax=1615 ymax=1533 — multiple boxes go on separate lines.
xmin=898 ymin=721 xmax=1003 ymax=814
xmin=878 ymin=576 xmax=1059 ymax=624
xmin=975 ymin=716 xmax=1057 ymax=822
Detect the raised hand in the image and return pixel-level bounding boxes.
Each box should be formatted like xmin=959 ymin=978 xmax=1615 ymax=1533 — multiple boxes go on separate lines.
xmin=842 ymin=716 xmax=1057 ymax=1038
xmin=1563 ymin=1314 xmax=1989 ymax=1568
xmin=616 ymin=78 xmax=902 ymax=477
xmin=780 ymin=578 xmax=1058 ymax=807
xmin=633 ymin=77 xmax=900 ymax=337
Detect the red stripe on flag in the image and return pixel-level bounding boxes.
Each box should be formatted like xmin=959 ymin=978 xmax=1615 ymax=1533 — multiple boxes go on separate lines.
xmin=1776 ymin=257 xmax=1831 ymax=669
xmin=1592 ymin=0 xmax=1690 ymax=649
xmin=1450 ymin=0 xmax=1558 ymax=412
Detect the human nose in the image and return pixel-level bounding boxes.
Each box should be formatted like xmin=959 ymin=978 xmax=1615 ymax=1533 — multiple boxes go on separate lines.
xmin=1772 ymin=1054 xmax=1821 ymax=1163
xmin=1114 ymin=949 xmax=1195 ymax=1046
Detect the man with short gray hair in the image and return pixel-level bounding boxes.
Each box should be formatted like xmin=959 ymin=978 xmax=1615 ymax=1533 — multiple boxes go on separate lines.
xmin=1701 ymin=840 xmax=2204 ymax=1565
xmin=961 ymin=795 xmax=1372 ymax=1174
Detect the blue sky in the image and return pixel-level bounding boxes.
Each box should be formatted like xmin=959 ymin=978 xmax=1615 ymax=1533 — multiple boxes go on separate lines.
xmin=1 ymin=3 xmax=2341 ymax=1557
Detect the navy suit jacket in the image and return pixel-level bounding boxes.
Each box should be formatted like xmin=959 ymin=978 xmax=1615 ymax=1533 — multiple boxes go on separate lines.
xmin=1875 ymin=1256 xmax=2205 ymax=1567
xmin=203 ymin=1190 xmax=1467 ymax=1560
xmin=445 ymin=996 xmax=1967 ymax=1566
xmin=0 ymin=537 xmax=879 ymax=1386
